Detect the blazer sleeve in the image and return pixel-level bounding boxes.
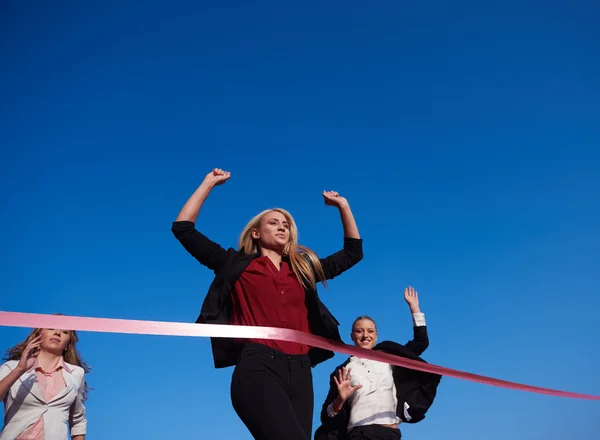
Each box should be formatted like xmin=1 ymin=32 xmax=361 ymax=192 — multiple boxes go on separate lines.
xmin=171 ymin=221 xmax=232 ymax=274
xmin=69 ymin=369 xmax=87 ymax=437
xmin=0 ymin=362 xmax=12 ymax=381
xmin=319 ymin=237 xmax=363 ymax=281
xmin=404 ymin=325 xmax=429 ymax=357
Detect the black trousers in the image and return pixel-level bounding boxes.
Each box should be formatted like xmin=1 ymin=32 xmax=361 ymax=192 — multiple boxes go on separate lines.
xmin=348 ymin=425 xmax=401 ymax=440
xmin=230 ymin=343 xmax=313 ymax=440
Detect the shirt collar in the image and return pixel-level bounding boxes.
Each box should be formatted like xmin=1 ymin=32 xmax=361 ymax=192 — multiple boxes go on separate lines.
xmin=29 ymin=356 xmax=71 ymax=374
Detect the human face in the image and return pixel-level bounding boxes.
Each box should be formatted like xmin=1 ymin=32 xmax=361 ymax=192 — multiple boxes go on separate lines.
xmin=39 ymin=328 xmax=71 ymax=355
xmin=252 ymin=211 xmax=290 ymax=252
xmin=351 ymin=319 xmax=377 ymax=350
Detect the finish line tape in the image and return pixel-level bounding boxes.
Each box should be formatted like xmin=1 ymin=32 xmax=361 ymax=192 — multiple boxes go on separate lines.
xmin=1 ymin=311 xmax=598 ymax=401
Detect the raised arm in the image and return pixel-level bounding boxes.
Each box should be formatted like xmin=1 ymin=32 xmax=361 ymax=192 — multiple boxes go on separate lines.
xmin=176 ymin=168 xmax=230 ymax=223
xmin=319 ymin=191 xmax=363 ymax=279
xmin=403 ymin=286 xmax=429 ymax=356
xmin=171 ymin=169 xmax=233 ymax=273
xmin=0 ymin=337 xmax=41 ymax=400
xmin=322 ymin=191 xmax=359 ymax=239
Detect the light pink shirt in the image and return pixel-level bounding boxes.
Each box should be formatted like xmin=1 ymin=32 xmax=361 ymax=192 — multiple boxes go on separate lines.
xmin=16 ymin=358 xmax=69 ymax=440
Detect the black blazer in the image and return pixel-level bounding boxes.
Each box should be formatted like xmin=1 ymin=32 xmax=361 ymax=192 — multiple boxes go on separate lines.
xmin=314 ymin=326 xmax=442 ymax=440
xmin=171 ymin=220 xmax=364 ymax=369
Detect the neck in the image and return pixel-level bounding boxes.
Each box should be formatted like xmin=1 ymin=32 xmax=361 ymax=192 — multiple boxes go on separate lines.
xmin=260 ymin=248 xmax=283 ymax=267
xmin=37 ymin=350 xmax=63 ymax=371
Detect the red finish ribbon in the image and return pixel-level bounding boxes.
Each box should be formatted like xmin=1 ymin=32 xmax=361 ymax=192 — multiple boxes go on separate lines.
xmin=1 ymin=311 xmax=598 ymax=401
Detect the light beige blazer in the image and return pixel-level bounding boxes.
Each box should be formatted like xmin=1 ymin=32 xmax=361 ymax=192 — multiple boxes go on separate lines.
xmin=0 ymin=360 xmax=87 ymax=440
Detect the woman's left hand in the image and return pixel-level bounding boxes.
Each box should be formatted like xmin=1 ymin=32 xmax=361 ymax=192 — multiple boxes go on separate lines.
xmin=323 ymin=190 xmax=349 ymax=209
xmin=404 ymin=286 xmax=421 ymax=313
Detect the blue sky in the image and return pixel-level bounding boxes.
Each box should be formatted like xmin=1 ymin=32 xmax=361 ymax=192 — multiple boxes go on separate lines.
xmin=1 ymin=1 xmax=599 ymax=439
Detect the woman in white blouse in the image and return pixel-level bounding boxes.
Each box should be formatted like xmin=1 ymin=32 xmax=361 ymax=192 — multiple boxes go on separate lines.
xmin=0 ymin=323 xmax=89 ymax=440
xmin=314 ymin=287 xmax=441 ymax=440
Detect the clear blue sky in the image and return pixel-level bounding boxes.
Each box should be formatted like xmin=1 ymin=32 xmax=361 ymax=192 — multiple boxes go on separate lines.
xmin=1 ymin=1 xmax=599 ymax=439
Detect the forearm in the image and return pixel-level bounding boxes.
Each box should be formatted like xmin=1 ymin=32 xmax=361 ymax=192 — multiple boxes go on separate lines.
xmin=0 ymin=366 xmax=25 ymax=400
xmin=175 ymin=182 xmax=215 ymax=223
xmin=338 ymin=205 xmax=360 ymax=239
xmin=72 ymin=436 xmax=85 ymax=440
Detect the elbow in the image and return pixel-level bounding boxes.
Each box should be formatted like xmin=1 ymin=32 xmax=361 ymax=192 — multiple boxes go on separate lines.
xmin=70 ymin=419 xmax=87 ymax=437
xmin=417 ymin=339 xmax=429 ymax=356
xmin=343 ymin=237 xmax=364 ymax=263
xmin=171 ymin=220 xmax=194 ymax=238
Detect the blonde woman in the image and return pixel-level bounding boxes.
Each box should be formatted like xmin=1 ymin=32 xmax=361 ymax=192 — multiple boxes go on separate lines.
xmin=172 ymin=168 xmax=363 ymax=440
xmin=0 ymin=325 xmax=89 ymax=440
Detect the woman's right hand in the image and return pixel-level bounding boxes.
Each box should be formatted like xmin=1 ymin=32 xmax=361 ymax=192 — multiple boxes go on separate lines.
xmin=203 ymin=168 xmax=231 ymax=187
xmin=333 ymin=367 xmax=362 ymax=401
xmin=16 ymin=336 xmax=41 ymax=373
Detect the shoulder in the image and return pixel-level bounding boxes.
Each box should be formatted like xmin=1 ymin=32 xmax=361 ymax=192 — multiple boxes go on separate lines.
xmin=66 ymin=363 xmax=85 ymax=379
xmin=1 ymin=360 xmax=18 ymax=370
xmin=374 ymin=340 xmax=409 ymax=355
xmin=0 ymin=360 xmax=18 ymax=380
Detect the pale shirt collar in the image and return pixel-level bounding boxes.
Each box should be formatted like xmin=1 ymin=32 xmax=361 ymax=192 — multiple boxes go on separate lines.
xmin=29 ymin=356 xmax=72 ymax=374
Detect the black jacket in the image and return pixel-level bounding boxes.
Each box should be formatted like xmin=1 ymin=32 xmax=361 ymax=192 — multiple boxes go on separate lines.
xmin=314 ymin=326 xmax=442 ymax=440
xmin=171 ymin=220 xmax=364 ymax=369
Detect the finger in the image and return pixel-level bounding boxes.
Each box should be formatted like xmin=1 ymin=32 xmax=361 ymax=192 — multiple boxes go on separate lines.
xmin=353 ymin=384 xmax=363 ymax=391
xmin=25 ymin=340 xmax=41 ymax=353
xmin=333 ymin=376 xmax=341 ymax=387
xmin=28 ymin=342 xmax=41 ymax=351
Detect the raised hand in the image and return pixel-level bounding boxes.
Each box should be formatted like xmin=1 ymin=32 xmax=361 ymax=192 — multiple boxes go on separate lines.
xmin=333 ymin=367 xmax=362 ymax=401
xmin=322 ymin=190 xmax=349 ymax=210
xmin=404 ymin=286 xmax=420 ymax=313
xmin=203 ymin=168 xmax=231 ymax=187
xmin=17 ymin=336 xmax=41 ymax=373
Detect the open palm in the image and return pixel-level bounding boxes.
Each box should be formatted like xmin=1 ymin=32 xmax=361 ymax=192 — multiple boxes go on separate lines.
xmin=333 ymin=367 xmax=362 ymax=401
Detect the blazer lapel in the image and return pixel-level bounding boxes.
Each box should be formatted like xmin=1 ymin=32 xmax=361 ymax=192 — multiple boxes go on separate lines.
xmin=49 ymin=368 xmax=75 ymax=404
xmin=18 ymin=370 xmax=45 ymax=403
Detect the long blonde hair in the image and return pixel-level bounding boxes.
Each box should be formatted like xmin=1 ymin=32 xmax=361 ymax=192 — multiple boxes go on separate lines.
xmin=3 ymin=320 xmax=91 ymax=399
xmin=238 ymin=208 xmax=327 ymax=290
